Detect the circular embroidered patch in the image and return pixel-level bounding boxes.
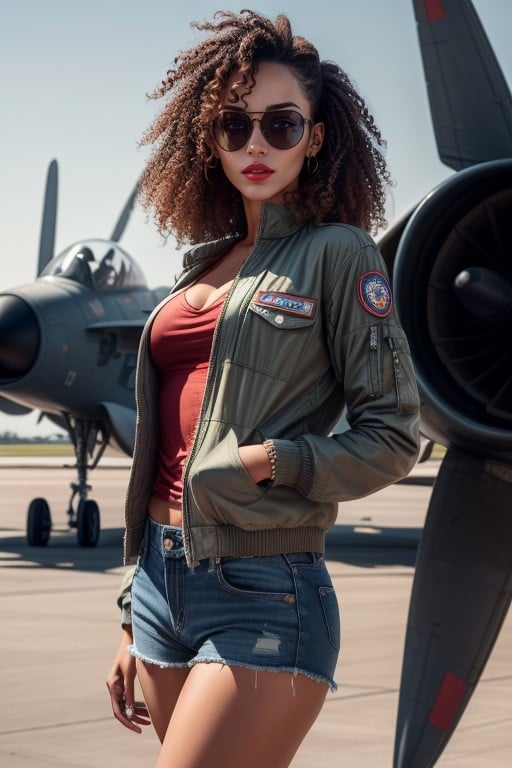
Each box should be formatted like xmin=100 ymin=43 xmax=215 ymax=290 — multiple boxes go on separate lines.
xmin=357 ymin=271 xmax=393 ymax=317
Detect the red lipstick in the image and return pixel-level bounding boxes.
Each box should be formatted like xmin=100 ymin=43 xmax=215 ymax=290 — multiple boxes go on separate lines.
xmin=242 ymin=163 xmax=273 ymax=182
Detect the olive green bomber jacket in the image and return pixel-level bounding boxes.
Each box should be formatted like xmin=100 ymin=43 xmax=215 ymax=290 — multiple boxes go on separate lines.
xmin=123 ymin=203 xmax=420 ymax=572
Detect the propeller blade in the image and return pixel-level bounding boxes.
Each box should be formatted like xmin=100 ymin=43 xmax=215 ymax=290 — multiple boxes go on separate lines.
xmin=109 ymin=183 xmax=139 ymax=242
xmin=393 ymin=446 xmax=512 ymax=767
xmin=413 ymin=0 xmax=512 ymax=169
xmin=37 ymin=159 xmax=58 ymax=276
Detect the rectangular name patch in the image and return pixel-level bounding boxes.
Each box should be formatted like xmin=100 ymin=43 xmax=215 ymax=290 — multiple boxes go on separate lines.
xmin=254 ymin=291 xmax=317 ymax=318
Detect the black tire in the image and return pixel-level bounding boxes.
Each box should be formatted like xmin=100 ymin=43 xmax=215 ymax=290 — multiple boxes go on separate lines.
xmin=77 ymin=499 xmax=100 ymax=547
xmin=27 ymin=498 xmax=52 ymax=546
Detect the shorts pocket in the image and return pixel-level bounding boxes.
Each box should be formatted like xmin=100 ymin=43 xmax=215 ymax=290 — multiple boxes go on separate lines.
xmin=216 ymin=556 xmax=296 ymax=603
xmin=319 ymin=585 xmax=341 ymax=651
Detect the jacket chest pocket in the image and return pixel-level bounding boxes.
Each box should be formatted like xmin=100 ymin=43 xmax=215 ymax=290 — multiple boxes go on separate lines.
xmin=232 ymin=303 xmax=317 ymax=383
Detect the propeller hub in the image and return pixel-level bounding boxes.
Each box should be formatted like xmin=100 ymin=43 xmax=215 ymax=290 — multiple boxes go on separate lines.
xmin=454 ymin=267 xmax=512 ymax=319
xmin=0 ymin=295 xmax=40 ymax=379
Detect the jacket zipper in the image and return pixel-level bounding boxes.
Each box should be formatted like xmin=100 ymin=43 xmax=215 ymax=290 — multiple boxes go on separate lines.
xmin=368 ymin=324 xmax=382 ymax=399
xmin=181 ymin=248 xmax=259 ymax=564
xmin=124 ymin=261 xmax=223 ymax=534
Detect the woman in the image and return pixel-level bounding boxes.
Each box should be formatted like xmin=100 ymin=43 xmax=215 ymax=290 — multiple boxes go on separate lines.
xmin=106 ymin=10 xmax=420 ymax=767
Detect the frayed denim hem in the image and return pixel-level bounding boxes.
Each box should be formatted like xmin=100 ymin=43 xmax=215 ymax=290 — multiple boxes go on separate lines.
xmin=190 ymin=657 xmax=338 ymax=693
xmin=127 ymin=644 xmax=190 ymax=671
xmin=128 ymin=644 xmax=337 ymax=692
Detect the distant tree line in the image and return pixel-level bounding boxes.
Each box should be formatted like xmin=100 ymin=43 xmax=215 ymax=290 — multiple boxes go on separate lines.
xmin=0 ymin=431 xmax=71 ymax=444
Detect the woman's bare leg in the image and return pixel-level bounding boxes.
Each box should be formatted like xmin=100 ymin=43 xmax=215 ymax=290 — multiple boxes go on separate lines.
xmin=136 ymin=660 xmax=190 ymax=742
xmin=156 ymin=663 xmax=329 ymax=768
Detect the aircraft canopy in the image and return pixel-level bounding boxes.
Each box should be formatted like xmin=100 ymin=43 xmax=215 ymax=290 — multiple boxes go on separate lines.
xmin=41 ymin=239 xmax=147 ymax=292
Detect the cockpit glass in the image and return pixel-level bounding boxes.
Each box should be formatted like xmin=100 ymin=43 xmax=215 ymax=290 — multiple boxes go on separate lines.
xmin=41 ymin=239 xmax=147 ymax=292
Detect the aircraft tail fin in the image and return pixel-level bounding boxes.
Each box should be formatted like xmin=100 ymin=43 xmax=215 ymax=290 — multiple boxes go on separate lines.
xmin=109 ymin=183 xmax=138 ymax=243
xmin=413 ymin=0 xmax=512 ymax=169
xmin=37 ymin=159 xmax=58 ymax=275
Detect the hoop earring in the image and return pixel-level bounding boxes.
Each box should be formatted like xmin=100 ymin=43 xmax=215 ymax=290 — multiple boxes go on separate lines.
xmin=307 ymin=155 xmax=319 ymax=175
xmin=204 ymin=156 xmax=218 ymax=184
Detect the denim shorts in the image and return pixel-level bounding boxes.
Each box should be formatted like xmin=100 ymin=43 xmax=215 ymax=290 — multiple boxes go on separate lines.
xmin=129 ymin=517 xmax=340 ymax=690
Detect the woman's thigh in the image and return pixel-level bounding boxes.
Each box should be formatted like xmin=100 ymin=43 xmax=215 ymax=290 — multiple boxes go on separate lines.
xmin=136 ymin=660 xmax=190 ymax=743
xmin=157 ymin=663 xmax=329 ymax=768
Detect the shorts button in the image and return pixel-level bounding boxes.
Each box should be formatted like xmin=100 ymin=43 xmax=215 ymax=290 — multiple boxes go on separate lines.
xmin=274 ymin=314 xmax=284 ymax=325
xmin=164 ymin=538 xmax=174 ymax=551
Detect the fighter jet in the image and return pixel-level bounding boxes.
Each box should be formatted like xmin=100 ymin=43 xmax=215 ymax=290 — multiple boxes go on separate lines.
xmin=377 ymin=1 xmax=512 ymax=765
xmin=0 ymin=161 xmax=168 ymax=547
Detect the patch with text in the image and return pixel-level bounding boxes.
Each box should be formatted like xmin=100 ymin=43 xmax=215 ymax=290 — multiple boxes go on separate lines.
xmin=253 ymin=291 xmax=317 ymax=318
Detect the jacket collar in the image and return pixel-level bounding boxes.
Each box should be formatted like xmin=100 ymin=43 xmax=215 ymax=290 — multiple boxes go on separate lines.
xmin=187 ymin=203 xmax=301 ymax=261
xmin=256 ymin=202 xmax=303 ymax=241
xmin=175 ymin=203 xmax=303 ymax=291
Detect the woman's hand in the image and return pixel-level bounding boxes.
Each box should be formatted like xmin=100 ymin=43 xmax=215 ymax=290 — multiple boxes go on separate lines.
xmin=105 ymin=627 xmax=151 ymax=733
xmin=238 ymin=443 xmax=273 ymax=484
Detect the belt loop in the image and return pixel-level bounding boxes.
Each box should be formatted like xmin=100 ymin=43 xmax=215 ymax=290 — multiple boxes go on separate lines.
xmin=208 ymin=555 xmax=221 ymax=573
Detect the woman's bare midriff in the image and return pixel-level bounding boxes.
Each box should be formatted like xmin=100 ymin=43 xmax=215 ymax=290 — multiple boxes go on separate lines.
xmin=148 ymin=496 xmax=183 ymax=527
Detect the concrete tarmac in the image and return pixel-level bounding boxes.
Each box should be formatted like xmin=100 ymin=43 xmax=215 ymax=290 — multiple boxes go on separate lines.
xmin=0 ymin=459 xmax=510 ymax=767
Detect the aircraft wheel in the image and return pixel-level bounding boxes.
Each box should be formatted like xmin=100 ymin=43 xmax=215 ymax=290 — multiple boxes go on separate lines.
xmin=77 ymin=499 xmax=100 ymax=547
xmin=27 ymin=498 xmax=52 ymax=546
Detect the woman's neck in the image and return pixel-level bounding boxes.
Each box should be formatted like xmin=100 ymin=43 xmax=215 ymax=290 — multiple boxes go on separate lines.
xmin=242 ymin=199 xmax=263 ymax=245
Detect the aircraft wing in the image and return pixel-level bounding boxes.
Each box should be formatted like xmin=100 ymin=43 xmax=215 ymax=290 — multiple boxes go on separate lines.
xmin=86 ymin=318 xmax=147 ymax=349
xmin=86 ymin=319 xmax=147 ymax=331
xmin=0 ymin=396 xmax=32 ymax=416
xmin=414 ymin=0 xmax=512 ymax=169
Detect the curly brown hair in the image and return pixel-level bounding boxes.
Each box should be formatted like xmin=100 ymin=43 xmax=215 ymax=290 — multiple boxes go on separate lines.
xmin=138 ymin=9 xmax=391 ymax=244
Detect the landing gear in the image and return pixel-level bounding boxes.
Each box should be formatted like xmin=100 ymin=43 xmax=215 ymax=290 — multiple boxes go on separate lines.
xmin=26 ymin=497 xmax=52 ymax=546
xmin=26 ymin=417 xmax=108 ymax=547
xmin=77 ymin=499 xmax=100 ymax=547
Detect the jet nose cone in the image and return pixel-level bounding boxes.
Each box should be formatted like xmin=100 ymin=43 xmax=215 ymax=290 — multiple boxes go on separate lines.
xmin=0 ymin=295 xmax=40 ymax=379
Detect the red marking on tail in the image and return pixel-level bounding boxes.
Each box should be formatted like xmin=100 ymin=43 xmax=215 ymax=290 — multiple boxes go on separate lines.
xmin=428 ymin=672 xmax=468 ymax=731
xmin=424 ymin=0 xmax=446 ymax=22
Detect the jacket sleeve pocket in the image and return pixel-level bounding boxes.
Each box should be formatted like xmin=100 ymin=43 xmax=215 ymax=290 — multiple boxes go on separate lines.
xmin=366 ymin=324 xmax=419 ymax=415
xmin=367 ymin=324 xmax=383 ymax=399
xmin=385 ymin=332 xmax=419 ymax=415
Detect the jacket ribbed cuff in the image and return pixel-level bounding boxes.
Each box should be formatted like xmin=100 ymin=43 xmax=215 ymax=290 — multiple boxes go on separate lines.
xmin=271 ymin=439 xmax=302 ymax=487
xmin=270 ymin=438 xmax=315 ymax=493
xmin=293 ymin=437 xmax=315 ymax=496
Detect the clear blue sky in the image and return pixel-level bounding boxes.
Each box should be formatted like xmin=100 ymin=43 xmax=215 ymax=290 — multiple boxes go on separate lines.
xmin=1 ymin=0 xmax=511 ymax=435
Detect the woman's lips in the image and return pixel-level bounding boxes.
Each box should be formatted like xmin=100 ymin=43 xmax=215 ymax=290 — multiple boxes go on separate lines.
xmin=242 ymin=164 xmax=273 ymax=181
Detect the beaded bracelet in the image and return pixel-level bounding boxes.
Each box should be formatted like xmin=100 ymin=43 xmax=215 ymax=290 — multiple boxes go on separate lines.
xmin=263 ymin=439 xmax=277 ymax=482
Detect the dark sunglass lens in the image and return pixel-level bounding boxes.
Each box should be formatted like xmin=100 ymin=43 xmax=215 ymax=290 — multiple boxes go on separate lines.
xmin=214 ymin=113 xmax=250 ymax=151
xmin=262 ymin=111 xmax=304 ymax=149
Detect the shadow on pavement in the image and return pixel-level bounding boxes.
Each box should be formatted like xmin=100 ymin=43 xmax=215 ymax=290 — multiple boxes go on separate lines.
xmin=0 ymin=523 xmax=421 ymax=573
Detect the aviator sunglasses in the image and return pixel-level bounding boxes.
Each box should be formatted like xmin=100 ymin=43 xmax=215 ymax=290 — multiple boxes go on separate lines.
xmin=212 ymin=109 xmax=315 ymax=151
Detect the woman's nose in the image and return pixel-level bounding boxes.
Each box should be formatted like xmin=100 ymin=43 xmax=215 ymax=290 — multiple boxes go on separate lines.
xmin=246 ymin=120 xmax=268 ymax=154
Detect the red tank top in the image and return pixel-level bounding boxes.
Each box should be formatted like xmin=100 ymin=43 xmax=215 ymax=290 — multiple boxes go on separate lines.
xmin=150 ymin=289 xmax=226 ymax=501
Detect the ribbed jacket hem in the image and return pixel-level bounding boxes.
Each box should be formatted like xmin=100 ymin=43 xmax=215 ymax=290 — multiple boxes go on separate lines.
xmin=189 ymin=525 xmax=326 ymax=564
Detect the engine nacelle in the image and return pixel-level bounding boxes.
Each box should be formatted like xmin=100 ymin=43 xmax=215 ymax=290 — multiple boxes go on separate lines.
xmin=392 ymin=159 xmax=512 ymax=462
